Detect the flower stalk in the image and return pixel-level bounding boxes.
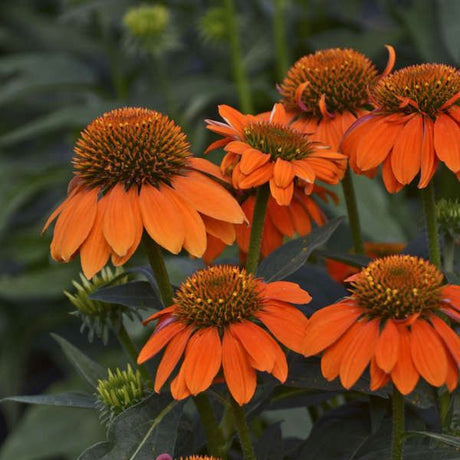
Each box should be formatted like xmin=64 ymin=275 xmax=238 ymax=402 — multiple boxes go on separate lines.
xmin=421 ymin=183 xmax=441 ymax=269
xmin=230 ymin=397 xmax=256 ymax=460
xmin=391 ymin=386 xmax=405 ymax=460
xmin=273 ymin=0 xmax=289 ymax=82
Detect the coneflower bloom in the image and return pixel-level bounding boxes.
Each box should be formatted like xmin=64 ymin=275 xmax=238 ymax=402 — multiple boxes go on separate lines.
xmin=203 ymin=184 xmax=338 ymax=264
xmin=205 ymin=103 xmax=347 ymax=206
xmin=341 ymin=64 xmax=460 ymax=192
xmin=278 ymin=47 xmax=395 ymax=150
xmin=303 ymin=255 xmax=460 ymax=394
xmin=42 ymin=108 xmax=245 ymax=279
xmin=138 ymin=265 xmax=311 ymax=405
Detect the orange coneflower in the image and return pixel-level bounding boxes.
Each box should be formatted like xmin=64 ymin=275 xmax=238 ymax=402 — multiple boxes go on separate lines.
xmin=341 ymin=64 xmax=460 ymax=192
xmin=278 ymin=47 xmax=395 ymax=151
xmin=42 ymin=108 xmax=245 ymax=279
xmin=138 ymin=265 xmax=311 ymax=405
xmin=203 ymin=184 xmax=338 ymax=264
xmin=326 ymin=241 xmax=406 ymax=284
xmin=205 ymin=103 xmax=347 ymax=206
xmin=303 ymin=255 xmax=460 ymax=394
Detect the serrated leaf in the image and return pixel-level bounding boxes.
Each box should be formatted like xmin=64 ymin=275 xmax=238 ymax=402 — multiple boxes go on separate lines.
xmin=405 ymin=431 xmax=460 ymax=448
xmin=90 ymin=281 xmax=162 ymax=309
xmin=51 ymin=334 xmax=106 ymax=388
xmin=79 ymin=394 xmax=183 ymax=460
xmin=1 ymin=392 xmax=95 ymax=409
xmin=256 ymin=217 xmax=344 ymax=281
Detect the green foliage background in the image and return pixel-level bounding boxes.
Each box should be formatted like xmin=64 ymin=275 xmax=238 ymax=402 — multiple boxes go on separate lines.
xmin=0 ymin=0 xmax=459 ymax=458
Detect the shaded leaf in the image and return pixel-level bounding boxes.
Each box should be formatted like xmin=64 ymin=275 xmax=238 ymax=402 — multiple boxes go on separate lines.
xmin=257 ymin=217 xmax=344 ymax=282
xmin=315 ymin=249 xmax=371 ymax=268
xmin=51 ymin=333 xmax=106 ymax=388
xmin=255 ymin=423 xmax=283 ymax=460
xmin=1 ymin=392 xmax=96 ymax=409
xmin=405 ymin=431 xmax=460 ymax=448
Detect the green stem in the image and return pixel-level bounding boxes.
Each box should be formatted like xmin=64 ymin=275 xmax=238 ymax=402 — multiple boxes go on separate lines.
xmin=392 ymin=386 xmax=405 ymax=460
xmin=246 ymin=185 xmax=270 ymax=274
xmin=231 ymin=397 xmax=256 ymax=460
xmin=443 ymin=233 xmax=455 ymax=273
xmin=114 ymin=322 xmax=152 ymax=382
xmin=420 ymin=183 xmax=441 ymax=269
xmin=273 ymin=0 xmax=289 ymax=81
xmin=194 ymin=393 xmax=228 ymax=459
xmin=224 ymin=0 xmax=254 ymax=113
xmin=142 ymin=234 xmax=174 ymax=306
xmin=341 ymin=168 xmax=365 ymax=255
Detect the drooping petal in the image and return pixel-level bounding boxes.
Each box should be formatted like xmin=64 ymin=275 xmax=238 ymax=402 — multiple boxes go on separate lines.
xmin=288 ymin=199 xmax=312 ymax=235
xmin=222 ymin=329 xmax=257 ymax=405
xmin=339 ymin=318 xmax=379 ymax=389
xmin=273 ymin=158 xmax=295 ymax=188
xmin=434 ymin=113 xmax=460 ymax=172
xmin=237 ymin=162 xmax=274 ymax=189
xmin=429 ymin=314 xmax=460 ymax=365
xmin=391 ymin=326 xmax=419 ymax=395
xmin=382 ymin=155 xmax=403 ymax=194
xmin=269 ymin=179 xmax=294 ymax=206
xmin=201 ymin=215 xmax=236 ymax=245
xmin=445 ymin=352 xmax=459 ymax=392
xmin=374 ymin=319 xmax=400 ymax=373
xmin=264 ymin=281 xmax=311 ymax=304
xmin=154 ymin=326 xmax=194 ymax=392
xmin=410 ymin=319 xmax=448 ymax=386
xmin=182 ymin=327 xmax=222 ymax=395
xmin=302 ymin=302 xmax=363 ymax=356
xmin=256 ymin=300 xmax=309 ymax=354
xmin=267 ymin=199 xmax=296 ymax=236
xmin=139 ymin=184 xmax=185 ymax=254
xmin=170 ymin=363 xmax=191 ymax=401
xmin=218 ymin=104 xmax=246 ymax=135
xmin=418 ymin=117 xmax=437 ymax=188
xmin=292 ymin=160 xmax=316 ymax=183
xmin=240 ymin=149 xmax=271 ymax=174
xmin=189 ymin=156 xmax=228 ymax=181
xmin=370 ymin=358 xmax=390 ymax=392
xmin=138 ymin=321 xmax=186 ymax=364
xmin=204 ymin=137 xmax=231 ymax=154
xmin=260 ymin=217 xmax=283 ymax=256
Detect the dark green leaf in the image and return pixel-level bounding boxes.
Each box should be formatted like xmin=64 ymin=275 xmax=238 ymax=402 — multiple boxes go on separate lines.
xmin=255 ymin=423 xmax=283 ymax=460
xmin=315 ymin=249 xmax=371 ymax=268
xmin=51 ymin=334 xmax=106 ymax=388
xmin=1 ymin=393 xmax=95 ymax=409
xmin=257 ymin=217 xmax=344 ymax=281
xmin=399 ymin=445 xmax=460 ymax=460
xmin=90 ymin=281 xmax=162 ymax=309
xmin=405 ymin=431 xmax=460 ymax=448
xmin=78 ymin=442 xmax=111 ymax=460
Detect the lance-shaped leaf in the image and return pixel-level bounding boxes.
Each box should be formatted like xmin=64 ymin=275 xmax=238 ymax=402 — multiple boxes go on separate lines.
xmin=1 ymin=393 xmax=96 ymax=409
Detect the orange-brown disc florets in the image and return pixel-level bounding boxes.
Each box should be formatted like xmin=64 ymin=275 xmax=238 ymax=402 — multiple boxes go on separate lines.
xmin=372 ymin=64 xmax=460 ymax=118
xmin=243 ymin=121 xmax=318 ymax=161
xmin=279 ymin=48 xmax=378 ymax=117
xmin=73 ymin=107 xmax=191 ymax=191
xmin=174 ymin=265 xmax=263 ymax=328
xmin=349 ymin=255 xmax=443 ymax=319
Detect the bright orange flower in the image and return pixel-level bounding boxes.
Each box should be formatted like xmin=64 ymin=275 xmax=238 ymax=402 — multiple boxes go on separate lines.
xmin=205 ymin=103 xmax=347 ymax=206
xmin=203 ymin=184 xmax=338 ymax=264
xmin=138 ymin=265 xmax=311 ymax=405
xmin=278 ymin=47 xmax=395 ymax=151
xmin=42 ymin=108 xmax=245 ymax=279
xmin=326 ymin=241 xmax=406 ymax=284
xmin=341 ymin=64 xmax=460 ymax=192
xmin=303 ymin=255 xmax=460 ymax=394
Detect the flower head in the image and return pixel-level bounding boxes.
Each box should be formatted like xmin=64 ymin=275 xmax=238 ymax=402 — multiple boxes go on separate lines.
xmin=341 ymin=64 xmax=460 ymax=191
xmin=43 ymin=108 xmax=245 ymax=279
xmin=205 ymin=103 xmax=346 ymax=205
xmin=138 ymin=265 xmax=310 ymax=405
xmin=303 ymin=255 xmax=460 ymax=394
xmin=278 ymin=47 xmax=395 ymax=150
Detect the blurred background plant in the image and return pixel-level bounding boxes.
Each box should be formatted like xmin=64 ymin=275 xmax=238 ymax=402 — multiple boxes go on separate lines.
xmin=0 ymin=0 xmax=459 ymax=458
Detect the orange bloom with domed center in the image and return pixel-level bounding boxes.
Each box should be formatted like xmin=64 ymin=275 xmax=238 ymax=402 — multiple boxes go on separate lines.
xmin=205 ymin=103 xmax=347 ymax=206
xmin=341 ymin=64 xmax=460 ymax=192
xmin=138 ymin=265 xmax=311 ymax=405
xmin=42 ymin=108 xmax=245 ymax=279
xmin=303 ymin=255 xmax=460 ymax=395
xmin=278 ymin=47 xmax=394 ymax=151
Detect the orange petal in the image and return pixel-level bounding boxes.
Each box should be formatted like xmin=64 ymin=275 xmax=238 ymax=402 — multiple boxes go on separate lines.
xmin=313 ymin=117 xmax=341 ymax=151
xmin=264 ymin=280 xmax=311 ymax=304
xmin=288 ymin=199 xmax=312 ymax=235
xmin=139 ymin=184 xmax=185 ymax=254
xmin=256 ymin=300 xmax=309 ymax=354
xmin=267 ymin=199 xmax=296 ymax=236
xmin=429 ymin=314 xmax=460 ymax=365
xmin=374 ymin=319 xmax=400 ymax=373
xmin=79 ymin=195 xmax=111 ymax=279
xmin=202 ymin=234 xmax=226 ymax=264
xmin=240 ymin=149 xmax=271 ymax=174
xmin=42 ymin=184 xmax=80 ymax=234
xmin=292 ymin=160 xmax=316 ymax=183
xmin=218 ymin=104 xmax=246 ymax=134
xmin=237 ymin=162 xmax=274 ymax=189
xmin=204 ymin=137 xmax=231 ymax=154
xmin=370 ymin=358 xmax=390 ymax=391
xmin=339 ymin=318 xmax=379 ymax=389
xmin=302 ymin=302 xmax=363 ymax=356
xmin=434 ymin=113 xmax=460 ymax=172
xmin=154 ymin=326 xmax=194 ymax=392
xmin=138 ymin=321 xmax=185 ymax=364
xmin=225 ymin=140 xmax=252 ymax=155
xmin=391 ymin=325 xmax=419 ymax=395
xmin=50 ymin=188 xmax=98 ymax=262
xmin=442 ymin=285 xmax=460 ymax=310
xmin=201 ymin=215 xmax=235 ymax=245
xmin=110 ymin=209 xmax=143 ymax=267
xmin=189 ymin=156 xmax=228 ymax=181
xmin=230 ymin=321 xmax=287 ymax=382
xmin=182 ymin=327 xmax=222 ymax=395
xmin=269 ymin=179 xmax=294 ymax=206
xmin=142 ymin=305 xmax=176 ymax=325
xmin=445 ymin=352 xmax=459 ymax=392
xmin=103 ymin=185 xmax=141 ymax=257
xmin=269 ymin=103 xmax=291 ymax=124
xmin=173 ymin=171 xmax=245 ymax=223
xmin=418 ymin=117 xmax=437 ymax=188
xmin=222 ymin=329 xmax=257 ymax=405
xmin=410 ymin=318 xmax=448 ymax=387
xmin=170 ymin=363 xmax=191 ymax=400
xmin=303 ymin=195 xmax=325 ymax=225
xmin=382 ymin=155 xmax=403 ymax=193
xmin=273 ymin=158 xmax=295 ymax=188
xmin=260 ymin=217 xmax=283 ymax=256
xmin=390 ymin=115 xmax=423 ymax=184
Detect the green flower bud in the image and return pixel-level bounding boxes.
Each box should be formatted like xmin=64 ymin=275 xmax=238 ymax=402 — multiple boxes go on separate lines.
xmin=198 ymin=7 xmax=228 ymax=44
xmin=436 ymin=198 xmax=460 ymax=237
